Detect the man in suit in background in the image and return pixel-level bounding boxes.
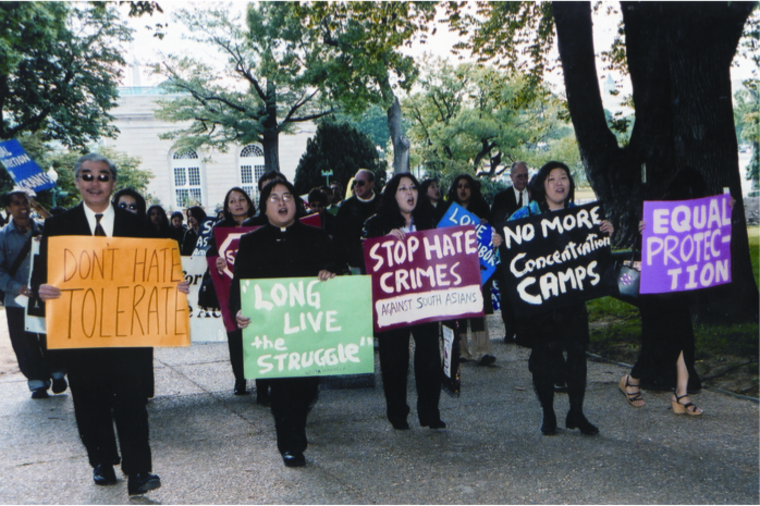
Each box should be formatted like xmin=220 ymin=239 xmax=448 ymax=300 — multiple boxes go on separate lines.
xmin=489 ymin=162 xmax=530 ymax=343
xmin=36 ymin=153 xmax=188 ymax=496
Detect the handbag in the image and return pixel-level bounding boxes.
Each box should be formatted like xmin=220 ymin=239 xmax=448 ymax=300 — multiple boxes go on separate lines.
xmin=197 ymin=267 xmax=220 ymax=310
xmin=612 ymin=249 xmax=641 ymax=307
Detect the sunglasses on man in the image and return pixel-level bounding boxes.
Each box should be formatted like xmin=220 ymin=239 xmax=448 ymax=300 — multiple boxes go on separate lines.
xmin=78 ymin=173 xmax=112 ymax=183
xmin=354 ymin=180 xmax=367 ymax=187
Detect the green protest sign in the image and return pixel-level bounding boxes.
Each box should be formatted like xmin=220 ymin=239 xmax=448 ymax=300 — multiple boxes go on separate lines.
xmin=241 ymin=276 xmax=374 ymax=379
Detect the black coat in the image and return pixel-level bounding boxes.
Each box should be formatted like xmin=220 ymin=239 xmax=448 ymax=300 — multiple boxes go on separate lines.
xmin=229 ymin=220 xmax=339 ymax=317
xmin=37 ymin=203 xmax=154 ymax=385
xmin=333 ymin=195 xmax=381 ymax=270
xmin=490 ymin=186 xmax=528 ymax=227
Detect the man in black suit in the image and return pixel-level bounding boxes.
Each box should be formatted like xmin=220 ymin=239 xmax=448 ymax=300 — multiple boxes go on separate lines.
xmin=489 ymin=162 xmax=530 ymax=343
xmin=36 ymin=153 xmax=188 ymax=496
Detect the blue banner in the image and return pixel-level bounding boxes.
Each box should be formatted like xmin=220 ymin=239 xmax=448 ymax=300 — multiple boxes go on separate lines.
xmin=0 ymin=139 xmax=55 ymax=192
xmin=438 ymin=202 xmax=498 ymax=284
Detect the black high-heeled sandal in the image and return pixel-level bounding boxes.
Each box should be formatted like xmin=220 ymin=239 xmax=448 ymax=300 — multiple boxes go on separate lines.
xmin=672 ymin=392 xmax=702 ymax=416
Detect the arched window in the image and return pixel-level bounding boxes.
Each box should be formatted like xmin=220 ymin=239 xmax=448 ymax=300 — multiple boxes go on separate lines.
xmin=172 ymin=150 xmax=203 ymax=208
xmin=239 ymin=144 xmax=265 ymax=201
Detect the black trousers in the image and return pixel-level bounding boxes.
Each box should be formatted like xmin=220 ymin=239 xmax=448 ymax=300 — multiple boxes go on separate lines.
xmin=377 ymin=322 xmax=442 ymax=426
xmin=65 ymin=349 xmax=152 ymax=474
xmin=631 ymin=296 xmax=701 ymax=392
xmin=228 ymin=329 xmax=270 ymax=394
xmin=269 ymin=377 xmax=319 ymax=455
xmin=6 ymin=307 xmax=61 ymax=389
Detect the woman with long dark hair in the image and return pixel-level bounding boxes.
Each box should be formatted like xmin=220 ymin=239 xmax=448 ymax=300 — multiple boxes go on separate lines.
xmin=182 ymin=206 xmax=207 ymax=256
xmin=446 ymin=174 xmax=496 ymax=366
xmin=363 ymin=172 xmax=445 ymax=430
xmin=510 ymin=161 xmax=614 ymax=436
xmin=205 ymin=187 xmax=260 ymax=398
xmin=230 ymin=180 xmax=339 ymax=467
xmin=146 ymin=205 xmax=172 ymax=238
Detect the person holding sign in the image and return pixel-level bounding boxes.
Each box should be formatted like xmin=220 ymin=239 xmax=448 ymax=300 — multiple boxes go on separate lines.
xmin=509 ymin=161 xmax=614 ymax=436
xmin=363 ymin=173 xmax=446 ymax=431
xmin=206 ymin=187 xmax=263 ymax=399
xmin=230 ymin=180 xmax=339 ymax=468
xmin=445 ymin=174 xmax=497 ymax=366
xmin=36 ymin=153 xmax=190 ymax=496
xmin=619 ymin=167 xmax=709 ymax=416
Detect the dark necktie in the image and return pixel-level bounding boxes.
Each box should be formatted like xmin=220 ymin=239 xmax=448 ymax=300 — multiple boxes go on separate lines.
xmin=94 ymin=214 xmax=107 ymax=237
xmin=517 ymin=191 xmax=523 ymax=208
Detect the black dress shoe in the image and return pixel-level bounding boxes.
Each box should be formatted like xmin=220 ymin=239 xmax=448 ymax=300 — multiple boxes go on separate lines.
xmin=566 ymin=411 xmax=599 ymax=436
xmin=282 ymin=451 xmax=306 ymax=468
xmin=477 ymin=355 xmax=496 ymax=366
xmin=93 ymin=464 xmax=117 ymax=486
xmin=31 ymin=388 xmax=49 ymax=399
xmin=421 ymin=419 xmax=447 ymax=430
xmin=234 ymin=379 xmax=249 ymax=395
xmin=52 ymin=377 xmax=68 ymax=394
xmin=540 ymin=411 xmax=557 ymax=436
xmin=128 ymin=472 xmax=161 ymax=496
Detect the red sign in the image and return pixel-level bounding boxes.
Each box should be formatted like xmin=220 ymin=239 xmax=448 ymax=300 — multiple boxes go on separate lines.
xmin=363 ymin=226 xmax=484 ymax=332
xmin=211 ymin=214 xmax=323 ymax=331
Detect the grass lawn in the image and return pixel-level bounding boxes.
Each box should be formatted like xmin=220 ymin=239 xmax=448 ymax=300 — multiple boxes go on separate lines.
xmin=586 ymin=226 xmax=759 ymax=395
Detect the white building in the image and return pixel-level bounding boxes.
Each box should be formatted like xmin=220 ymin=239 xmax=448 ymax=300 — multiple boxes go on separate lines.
xmin=101 ymin=86 xmax=317 ymax=213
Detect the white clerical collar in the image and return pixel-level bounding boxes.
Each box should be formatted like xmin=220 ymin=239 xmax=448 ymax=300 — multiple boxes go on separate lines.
xmin=82 ymin=203 xmax=115 ymax=237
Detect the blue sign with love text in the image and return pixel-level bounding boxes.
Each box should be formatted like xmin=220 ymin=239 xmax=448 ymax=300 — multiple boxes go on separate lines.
xmin=0 ymin=139 xmax=55 ymax=192
xmin=438 ymin=203 xmax=498 ymax=284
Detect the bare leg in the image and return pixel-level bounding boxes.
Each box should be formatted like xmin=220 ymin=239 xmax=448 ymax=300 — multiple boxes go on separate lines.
xmin=672 ymin=351 xmax=702 ymax=414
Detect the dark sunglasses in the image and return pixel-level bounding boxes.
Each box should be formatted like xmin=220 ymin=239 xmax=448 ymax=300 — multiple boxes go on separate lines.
xmin=78 ymin=173 xmax=112 ymax=182
xmin=118 ymin=202 xmax=138 ymax=211
xmin=354 ymin=180 xmax=367 ymax=187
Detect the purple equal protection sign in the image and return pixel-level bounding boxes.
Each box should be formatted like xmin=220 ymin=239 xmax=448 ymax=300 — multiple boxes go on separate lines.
xmin=640 ymin=193 xmax=732 ymax=294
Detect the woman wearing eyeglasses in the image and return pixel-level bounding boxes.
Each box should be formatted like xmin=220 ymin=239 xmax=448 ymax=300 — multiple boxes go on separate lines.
xmin=229 ymin=180 xmax=340 ymax=468
xmin=362 ymin=173 xmax=445 ymax=431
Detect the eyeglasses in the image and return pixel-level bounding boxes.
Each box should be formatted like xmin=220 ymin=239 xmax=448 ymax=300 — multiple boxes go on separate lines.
xmin=268 ymin=193 xmax=294 ymax=204
xmin=354 ymin=180 xmax=367 ymax=187
xmin=118 ymin=202 xmax=138 ymax=211
xmin=78 ymin=173 xmax=112 ymax=183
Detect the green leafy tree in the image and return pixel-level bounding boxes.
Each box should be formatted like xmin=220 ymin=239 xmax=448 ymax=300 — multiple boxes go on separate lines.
xmin=330 ymin=104 xmax=392 ymax=152
xmin=0 ymin=2 xmax=131 ymax=148
xmin=154 ymin=3 xmax=334 ymax=173
xmin=735 ymin=85 xmax=760 ymax=188
xmin=295 ymin=1 xmax=437 ymax=174
xmin=293 ymin=122 xmax=387 ymax=195
xmin=404 ymin=59 xmax=572 ymax=181
xmin=447 ymin=1 xmax=758 ymax=321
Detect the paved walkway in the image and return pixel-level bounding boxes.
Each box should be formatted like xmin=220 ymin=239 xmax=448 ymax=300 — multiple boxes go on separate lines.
xmin=0 ymin=311 xmax=757 ymax=504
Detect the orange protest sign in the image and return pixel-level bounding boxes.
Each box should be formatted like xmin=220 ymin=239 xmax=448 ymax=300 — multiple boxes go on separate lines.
xmin=46 ymin=236 xmax=190 ymax=349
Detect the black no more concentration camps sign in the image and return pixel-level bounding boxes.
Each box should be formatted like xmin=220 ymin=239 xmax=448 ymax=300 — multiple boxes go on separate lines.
xmin=498 ymin=202 xmax=616 ymax=317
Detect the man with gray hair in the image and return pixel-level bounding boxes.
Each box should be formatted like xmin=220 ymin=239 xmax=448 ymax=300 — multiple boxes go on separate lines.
xmin=334 ymin=168 xmax=381 ymax=273
xmin=36 ymin=153 xmax=189 ymax=496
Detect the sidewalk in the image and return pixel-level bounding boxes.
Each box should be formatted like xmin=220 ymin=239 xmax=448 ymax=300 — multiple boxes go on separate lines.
xmin=0 ymin=310 xmax=757 ymax=504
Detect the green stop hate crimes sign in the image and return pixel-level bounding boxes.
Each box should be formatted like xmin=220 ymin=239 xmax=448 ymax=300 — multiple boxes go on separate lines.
xmin=240 ymin=276 xmax=374 ymax=379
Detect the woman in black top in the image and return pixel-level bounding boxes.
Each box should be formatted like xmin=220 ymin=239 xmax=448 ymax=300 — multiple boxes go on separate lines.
xmin=230 ymin=180 xmax=339 ymax=468
xmin=363 ymin=173 xmax=445 ymax=431
xmin=446 ymin=174 xmax=496 ymax=366
xmin=205 ymin=187 xmax=260 ymax=398
xmin=146 ymin=205 xmax=172 ymax=239
xmin=182 ymin=206 xmax=207 ymax=256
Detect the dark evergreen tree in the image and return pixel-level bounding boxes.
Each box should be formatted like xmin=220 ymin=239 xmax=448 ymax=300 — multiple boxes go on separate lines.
xmin=293 ymin=122 xmax=387 ymax=196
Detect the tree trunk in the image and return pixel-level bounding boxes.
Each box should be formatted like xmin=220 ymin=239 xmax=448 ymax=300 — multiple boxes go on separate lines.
xmin=263 ymin=82 xmax=281 ymax=173
xmin=387 ymin=95 xmax=410 ymax=174
xmin=554 ymin=1 xmax=758 ymax=322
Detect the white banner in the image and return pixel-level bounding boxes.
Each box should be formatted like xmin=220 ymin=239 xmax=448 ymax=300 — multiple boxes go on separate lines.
xmin=182 ymin=256 xmax=227 ymax=343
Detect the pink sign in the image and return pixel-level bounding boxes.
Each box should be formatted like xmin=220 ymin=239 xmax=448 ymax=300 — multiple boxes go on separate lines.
xmin=363 ymin=226 xmax=484 ymax=332
xmin=211 ymin=214 xmax=323 ymax=331
xmin=641 ymin=194 xmax=732 ymax=294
